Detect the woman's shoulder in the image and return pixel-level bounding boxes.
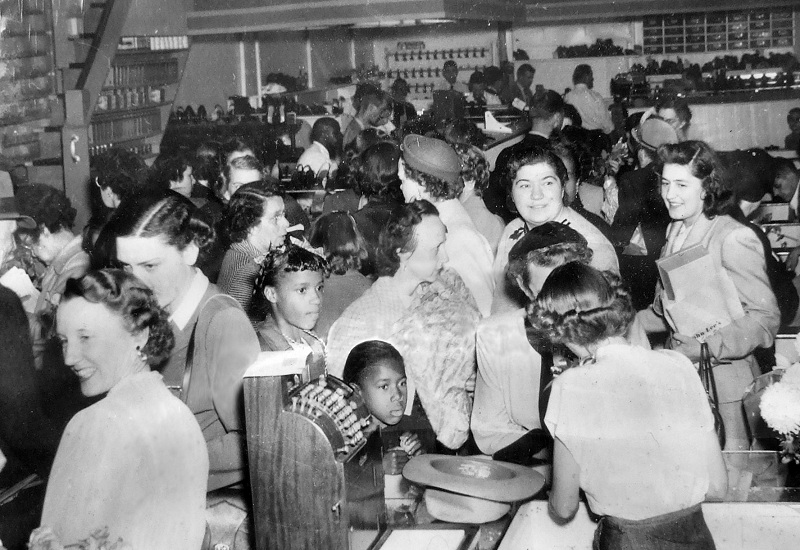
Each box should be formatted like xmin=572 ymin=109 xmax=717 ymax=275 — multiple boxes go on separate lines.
xmin=564 ymin=207 xmax=613 ymax=243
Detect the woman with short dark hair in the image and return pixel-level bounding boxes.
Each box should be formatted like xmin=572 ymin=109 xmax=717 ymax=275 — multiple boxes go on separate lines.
xmin=535 ymin=262 xmax=726 ymax=549
xmin=218 ymin=182 xmax=290 ymax=321
xmin=113 ymin=193 xmax=259 ymax=491
xmin=492 ymin=145 xmax=619 ymax=314
xmin=33 ymin=269 xmax=208 ymax=549
xmin=309 ymin=211 xmax=371 ymax=338
xmin=637 ymin=140 xmax=780 ymax=450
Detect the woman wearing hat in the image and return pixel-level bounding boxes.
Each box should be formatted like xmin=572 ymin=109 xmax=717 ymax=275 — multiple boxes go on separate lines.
xmin=399 ymin=134 xmax=494 ymax=316
xmin=533 ymin=262 xmax=726 ymax=548
xmin=492 ymin=145 xmax=619 ymax=314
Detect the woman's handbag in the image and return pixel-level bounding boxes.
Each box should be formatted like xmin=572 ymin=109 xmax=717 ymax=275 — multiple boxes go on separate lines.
xmin=699 ymin=342 xmax=726 ymax=448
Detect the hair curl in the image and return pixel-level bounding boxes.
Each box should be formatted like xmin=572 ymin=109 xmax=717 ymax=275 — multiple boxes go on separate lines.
xmin=111 ymin=193 xmax=216 ymax=253
xmin=342 ymin=340 xmax=405 ymax=387
xmin=402 ymin=161 xmax=463 ymax=201
xmin=16 ymin=183 xmax=77 ymax=236
xmin=376 ymin=200 xmax=439 ymax=277
xmin=527 ymin=262 xmax=635 ymax=348
xmin=452 ymin=143 xmax=490 ymax=196
xmin=249 ymin=244 xmax=329 ymax=321
xmin=657 ymin=140 xmax=732 ymax=218
xmin=226 ymin=182 xmax=281 ymax=245
xmin=62 ymin=269 xmax=174 ymax=369
xmin=310 ymin=211 xmax=368 ymax=275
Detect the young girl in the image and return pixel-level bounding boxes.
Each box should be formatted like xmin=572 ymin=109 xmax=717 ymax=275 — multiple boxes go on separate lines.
xmin=342 ymin=340 xmax=433 ymax=474
xmin=251 ymin=244 xmax=328 ymax=375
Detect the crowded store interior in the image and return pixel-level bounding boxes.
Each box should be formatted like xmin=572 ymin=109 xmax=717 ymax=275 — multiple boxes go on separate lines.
xmin=2 ymin=0 xmax=800 ymax=549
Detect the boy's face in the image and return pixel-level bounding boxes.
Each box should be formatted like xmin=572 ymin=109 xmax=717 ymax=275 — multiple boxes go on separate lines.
xmin=268 ymin=269 xmax=324 ymax=331
xmin=359 ymin=359 xmax=407 ymax=427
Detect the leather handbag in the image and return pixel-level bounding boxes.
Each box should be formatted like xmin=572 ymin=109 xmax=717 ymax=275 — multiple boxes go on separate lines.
xmin=699 ymin=342 xmax=726 ymax=448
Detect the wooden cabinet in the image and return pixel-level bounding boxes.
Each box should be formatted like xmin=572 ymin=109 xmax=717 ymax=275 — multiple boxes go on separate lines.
xmin=88 ymin=40 xmax=188 ymax=160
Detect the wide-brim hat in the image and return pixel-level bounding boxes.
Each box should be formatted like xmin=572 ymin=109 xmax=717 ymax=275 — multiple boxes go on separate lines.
xmin=0 ymin=197 xmax=36 ymax=229
xmin=403 ymin=454 xmax=545 ymax=503
xmin=402 ymin=134 xmax=461 ymax=185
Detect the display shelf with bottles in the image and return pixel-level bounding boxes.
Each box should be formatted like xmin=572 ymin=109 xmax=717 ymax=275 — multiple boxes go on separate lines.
xmin=88 ymin=39 xmax=188 ymax=158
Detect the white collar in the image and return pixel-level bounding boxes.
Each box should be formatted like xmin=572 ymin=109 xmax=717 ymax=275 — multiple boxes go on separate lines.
xmin=312 ymin=141 xmax=330 ymax=158
xmin=169 ymin=269 xmax=209 ymax=330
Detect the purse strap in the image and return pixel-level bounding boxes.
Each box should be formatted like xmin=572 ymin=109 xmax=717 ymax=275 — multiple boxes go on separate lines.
xmin=170 ymin=294 xmax=240 ymax=403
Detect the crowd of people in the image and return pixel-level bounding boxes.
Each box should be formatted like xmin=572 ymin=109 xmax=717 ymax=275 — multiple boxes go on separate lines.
xmin=1 ymin=69 xmax=799 ymax=550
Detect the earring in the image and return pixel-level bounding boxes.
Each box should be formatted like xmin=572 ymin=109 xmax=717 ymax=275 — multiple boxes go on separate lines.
xmin=136 ymin=345 xmax=148 ymax=363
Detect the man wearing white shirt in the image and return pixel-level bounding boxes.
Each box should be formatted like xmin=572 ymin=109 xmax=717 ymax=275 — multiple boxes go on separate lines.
xmin=296 ymin=117 xmax=342 ymax=181
xmin=565 ymin=64 xmax=614 ymax=134
xmin=437 ymin=60 xmax=469 ymax=94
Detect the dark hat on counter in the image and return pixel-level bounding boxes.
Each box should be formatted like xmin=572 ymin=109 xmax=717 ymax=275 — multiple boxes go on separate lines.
xmin=0 ymin=196 xmax=37 ymax=229
xmin=634 ymin=117 xmax=679 ymax=151
xmin=508 ymin=221 xmax=588 ymax=264
xmin=402 ymin=134 xmax=461 ymax=185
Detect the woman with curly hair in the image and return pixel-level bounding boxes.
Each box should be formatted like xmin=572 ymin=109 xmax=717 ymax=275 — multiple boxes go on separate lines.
xmin=309 ymin=211 xmax=371 ymax=338
xmin=218 ymin=182 xmax=290 ymax=322
xmin=399 ymin=134 xmax=494 ymax=316
xmin=351 ymin=141 xmax=404 ymax=276
xmin=492 ymin=145 xmax=619 ymax=314
xmin=637 ymin=140 xmax=780 ymax=450
xmin=34 ymin=269 xmax=208 ymax=550
xmin=533 ymin=262 xmax=726 ymax=549
xmin=452 ymin=143 xmax=504 ymax=254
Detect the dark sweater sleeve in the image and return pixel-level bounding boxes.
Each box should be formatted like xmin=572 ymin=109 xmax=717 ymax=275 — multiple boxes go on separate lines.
xmin=0 ymin=286 xmax=61 ymax=478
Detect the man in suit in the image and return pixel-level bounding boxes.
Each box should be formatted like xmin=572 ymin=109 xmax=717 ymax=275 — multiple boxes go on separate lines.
xmin=501 ymin=63 xmax=535 ymax=110
xmin=610 ymin=117 xmax=677 ymax=309
xmin=485 ymin=90 xmax=565 ymax=222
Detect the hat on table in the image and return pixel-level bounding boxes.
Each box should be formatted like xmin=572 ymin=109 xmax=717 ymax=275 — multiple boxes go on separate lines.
xmin=402 ymin=134 xmax=461 ymax=185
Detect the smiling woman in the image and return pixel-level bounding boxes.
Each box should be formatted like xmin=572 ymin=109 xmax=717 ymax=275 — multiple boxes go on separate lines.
xmin=39 ymin=269 xmax=207 ymax=549
xmin=637 ymin=140 xmax=781 ymax=451
xmin=491 ymin=146 xmax=619 ymax=314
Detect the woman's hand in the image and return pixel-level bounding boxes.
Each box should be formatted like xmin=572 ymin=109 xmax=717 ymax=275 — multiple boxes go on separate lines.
xmin=672 ymin=333 xmax=702 ymax=362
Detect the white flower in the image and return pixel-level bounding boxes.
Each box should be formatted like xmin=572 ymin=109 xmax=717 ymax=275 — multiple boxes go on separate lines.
xmin=761 ymin=383 xmax=800 ymax=435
